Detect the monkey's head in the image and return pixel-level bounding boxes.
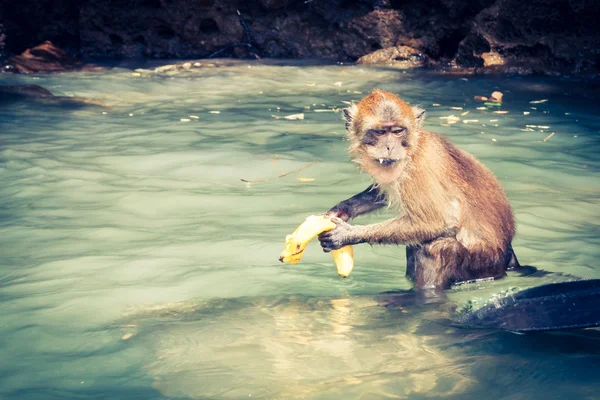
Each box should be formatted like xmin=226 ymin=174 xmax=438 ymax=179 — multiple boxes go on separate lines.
xmin=343 ymin=90 xmax=426 ymax=184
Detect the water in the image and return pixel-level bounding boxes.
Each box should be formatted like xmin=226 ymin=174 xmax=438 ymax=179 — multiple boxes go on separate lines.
xmin=1 ymin=61 xmax=599 ymax=399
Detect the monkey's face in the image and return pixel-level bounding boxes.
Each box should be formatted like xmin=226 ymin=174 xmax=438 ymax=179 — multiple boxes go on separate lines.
xmin=343 ymin=90 xmax=425 ymax=184
xmin=358 ymin=124 xmax=410 ymax=183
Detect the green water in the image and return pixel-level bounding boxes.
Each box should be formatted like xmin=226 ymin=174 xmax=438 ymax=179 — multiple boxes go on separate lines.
xmin=1 ymin=61 xmax=599 ymax=399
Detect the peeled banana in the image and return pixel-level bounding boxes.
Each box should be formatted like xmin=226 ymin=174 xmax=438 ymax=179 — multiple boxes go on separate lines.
xmin=279 ymin=215 xmax=355 ymax=278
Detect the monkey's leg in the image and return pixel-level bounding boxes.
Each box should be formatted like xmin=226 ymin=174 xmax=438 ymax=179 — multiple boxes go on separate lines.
xmin=405 ymin=246 xmax=417 ymax=281
xmin=327 ymin=185 xmax=387 ymax=221
xmin=414 ymin=238 xmax=469 ymax=290
xmin=506 ymin=243 xmax=520 ymax=270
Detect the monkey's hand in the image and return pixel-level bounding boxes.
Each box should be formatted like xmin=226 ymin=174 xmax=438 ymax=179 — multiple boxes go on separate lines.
xmin=318 ymin=217 xmax=360 ymax=252
xmin=326 ymin=208 xmax=351 ymax=222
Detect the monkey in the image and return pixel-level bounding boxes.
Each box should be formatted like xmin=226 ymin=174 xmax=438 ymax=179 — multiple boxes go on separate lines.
xmin=318 ymin=89 xmax=520 ymax=290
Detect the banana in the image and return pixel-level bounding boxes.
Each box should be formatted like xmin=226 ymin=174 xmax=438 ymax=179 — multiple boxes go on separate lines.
xmin=279 ymin=215 xmax=355 ymax=278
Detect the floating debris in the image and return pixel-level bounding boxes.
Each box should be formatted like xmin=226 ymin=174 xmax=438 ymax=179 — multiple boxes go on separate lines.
xmin=189 ymin=115 xmax=199 ymax=119
xmin=484 ymin=102 xmax=502 ymax=107
xmin=523 ymin=111 xmax=530 ymax=115
xmin=451 ymin=106 xmax=463 ymax=110
xmin=297 ymin=177 xmax=316 ymax=182
xmin=492 ymin=138 xmax=497 ymax=142
xmin=347 ymin=90 xmax=362 ymax=94
xmin=305 ymin=83 xmax=316 ymax=87
xmin=461 ymin=111 xmax=470 ymax=116
xmin=463 ymin=119 xmax=479 ymax=123
xmin=489 ymin=119 xmax=498 ymax=122
xmin=542 ymin=132 xmax=556 ymax=142
xmin=492 ymin=110 xmax=509 ymax=114
xmin=490 ymin=91 xmax=503 ymax=102
xmin=526 ymin=125 xmax=550 ymax=129
xmin=209 ymin=111 xmax=221 ymax=114
xmin=474 ymin=96 xmax=488 ymax=101
xmin=313 ymin=109 xmax=336 ymax=112
xmin=333 ymin=81 xmax=343 ymax=87
xmin=131 ymin=72 xmax=141 ymax=77
xmin=432 ymin=103 xmax=441 ymax=107
xmin=476 ymin=107 xmax=487 ymax=111
xmin=180 ymin=118 xmax=191 ymax=122
xmin=529 ymin=99 xmax=548 ymax=104
xmin=341 ymin=101 xmax=352 ymax=105
xmin=439 ymin=115 xmax=461 ymax=123
xmin=121 ymin=333 xmax=134 ymax=341
xmin=272 ymin=113 xmax=305 ymax=120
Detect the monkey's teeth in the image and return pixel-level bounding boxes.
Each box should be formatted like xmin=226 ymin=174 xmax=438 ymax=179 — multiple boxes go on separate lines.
xmin=379 ymin=159 xmax=384 ymax=164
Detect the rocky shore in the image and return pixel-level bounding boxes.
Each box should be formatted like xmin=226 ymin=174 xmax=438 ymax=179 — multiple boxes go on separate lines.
xmin=1 ymin=0 xmax=599 ymax=75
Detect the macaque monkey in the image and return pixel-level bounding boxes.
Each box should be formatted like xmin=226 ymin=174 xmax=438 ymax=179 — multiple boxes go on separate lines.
xmin=319 ymin=90 xmax=520 ymax=290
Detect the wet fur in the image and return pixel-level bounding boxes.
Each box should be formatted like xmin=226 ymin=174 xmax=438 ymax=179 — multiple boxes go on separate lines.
xmin=324 ymin=90 xmax=520 ymax=289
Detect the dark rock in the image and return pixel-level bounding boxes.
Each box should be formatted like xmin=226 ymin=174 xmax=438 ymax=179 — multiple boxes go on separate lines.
xmin=0 ymin=0 xmax=599 ymax=75
xmin=5 ymin=41 xmax=101 ymax=73
xmin=0 ymin=23 xmax=7 ymax=63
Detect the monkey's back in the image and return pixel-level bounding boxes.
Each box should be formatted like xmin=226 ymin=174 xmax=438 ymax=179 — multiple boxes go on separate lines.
xmin=421 ymin=131 xmax=516 ymax=249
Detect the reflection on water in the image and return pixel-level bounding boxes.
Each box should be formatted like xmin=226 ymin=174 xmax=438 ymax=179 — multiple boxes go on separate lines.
xmin=126 ymin=295 xmax=472 ymax=399
xmin=0 ymin=61 xmax=599 ymax=399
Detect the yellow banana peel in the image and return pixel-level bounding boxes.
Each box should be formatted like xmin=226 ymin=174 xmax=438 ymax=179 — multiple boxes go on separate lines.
xmin=279 ymin=215 xmax=354 ymax=278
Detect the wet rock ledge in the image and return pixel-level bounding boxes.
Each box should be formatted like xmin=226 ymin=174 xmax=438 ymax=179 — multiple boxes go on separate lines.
xmin=1 ymin=0 xmax=599 ymax=75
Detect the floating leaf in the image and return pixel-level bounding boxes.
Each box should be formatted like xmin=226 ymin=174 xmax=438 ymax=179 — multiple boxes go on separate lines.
xmin=297 ymin=177 xmax=316 ymax=182
xmin=284 ymin=113 xmax=305 ymax=120
xmin=484 ymin=102 xmax=502 ymax=107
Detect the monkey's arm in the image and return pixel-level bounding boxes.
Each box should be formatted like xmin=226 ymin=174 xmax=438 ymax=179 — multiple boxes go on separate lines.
xmin=319 ymin=216 xmax=445 ymax=252
xmin=327 ymin=185 xmax=387 ymax=222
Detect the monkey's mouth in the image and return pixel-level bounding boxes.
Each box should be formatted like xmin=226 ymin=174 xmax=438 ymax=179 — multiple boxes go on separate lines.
xmin=375 ymin=158 xmax=399 ymax=167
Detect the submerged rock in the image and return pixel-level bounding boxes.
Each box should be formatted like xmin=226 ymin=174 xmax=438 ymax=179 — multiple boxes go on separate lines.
xmin=0 ymin=84 xmax=107 ymax=108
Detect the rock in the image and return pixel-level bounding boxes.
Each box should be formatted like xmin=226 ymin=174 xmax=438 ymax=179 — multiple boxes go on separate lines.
xmin=0 ymin=23 xmax=7 ymax=63
xmin=5 ymin=41 xmax=99 ymax=73
xmin=1 ymin=0 xmax=599 ymax=75
xmin=357 ymin=45 xmax=432 ymax=69
xmin=481 ymin=51 xmax=505 ymax=67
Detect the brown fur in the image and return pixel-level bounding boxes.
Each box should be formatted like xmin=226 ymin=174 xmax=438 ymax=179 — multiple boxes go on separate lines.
xmin=322 ymin=90 xmax=519 ymax=289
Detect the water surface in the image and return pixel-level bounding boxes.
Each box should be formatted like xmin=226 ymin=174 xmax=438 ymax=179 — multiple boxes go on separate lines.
xmin=1 ymin=61 xmax=599 ymax=399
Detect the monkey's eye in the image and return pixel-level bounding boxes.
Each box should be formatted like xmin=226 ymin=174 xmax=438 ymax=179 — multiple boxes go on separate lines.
xmin=391 ymin=127 xmax=406 ymax=137
xmin=368 ymin=129 xmax=386 ymax=136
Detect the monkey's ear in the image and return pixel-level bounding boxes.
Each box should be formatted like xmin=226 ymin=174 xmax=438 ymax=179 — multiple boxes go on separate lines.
xmin=343 ymin=104 xmax=358 ymax=130
xmin=412 ymin=106 xmax=426 ymax=126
